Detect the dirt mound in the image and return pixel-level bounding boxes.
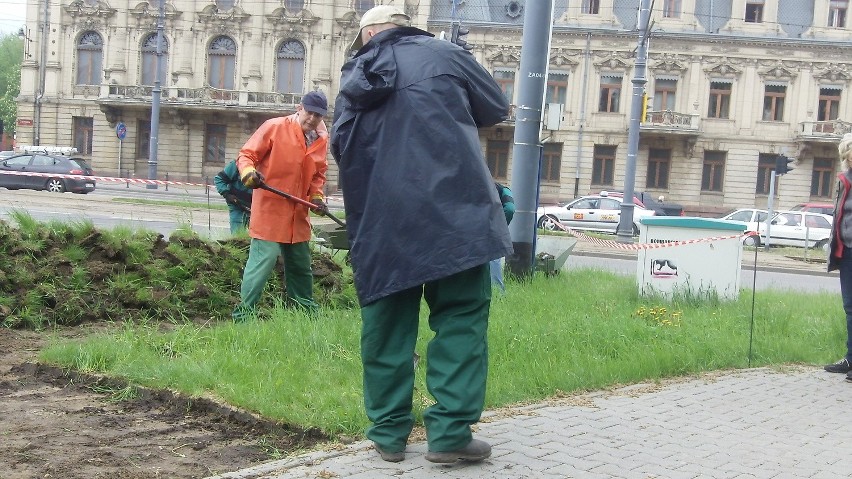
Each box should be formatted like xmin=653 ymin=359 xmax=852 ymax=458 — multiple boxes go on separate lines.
xmin=0 ymin=219 xmax=353 ymax=329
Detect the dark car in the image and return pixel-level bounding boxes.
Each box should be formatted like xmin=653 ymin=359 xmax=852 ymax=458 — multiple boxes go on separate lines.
xmin=633 ymin=191 xmax=684 ymax=216
xmin=0 ymin=153 xmax=96 ymax=193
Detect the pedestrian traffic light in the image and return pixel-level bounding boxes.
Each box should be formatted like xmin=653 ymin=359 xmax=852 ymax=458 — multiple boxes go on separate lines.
xmin=450 ymin=22 xmax=474 ymax=52
xmin=775 ymin=154 xmax=794 ymax=175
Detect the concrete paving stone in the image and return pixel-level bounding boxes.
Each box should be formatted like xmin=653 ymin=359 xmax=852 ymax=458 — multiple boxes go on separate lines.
xmin=212 ymin=369 xmax=852 ymax=479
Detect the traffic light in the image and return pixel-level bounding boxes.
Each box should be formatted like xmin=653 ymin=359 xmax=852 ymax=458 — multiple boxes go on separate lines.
xmin=775 ymin=154 xmax=794 ymax=175
xmin=450 ymin=22 xmax=474 ymax=52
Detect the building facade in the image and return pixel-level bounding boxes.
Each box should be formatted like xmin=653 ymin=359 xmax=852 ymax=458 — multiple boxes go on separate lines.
xmin=16 ymin=0 xmax=852 ymax=212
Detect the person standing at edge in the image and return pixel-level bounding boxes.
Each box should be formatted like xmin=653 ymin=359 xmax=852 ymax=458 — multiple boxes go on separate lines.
xmin=331 ymin=5 xmax=512 ymax=464
xmin=826 ymin=133 xmax=852 ymax=378
xmin=214 ymin=159 xmax=253 ymax=234
xmin=232 ymin=91 xmax=330 ymax=321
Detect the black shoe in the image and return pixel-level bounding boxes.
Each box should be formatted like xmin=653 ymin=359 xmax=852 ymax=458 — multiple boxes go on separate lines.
xmin=373 ymin=443 xmax=405 ymax=462
xmin=846 ymin=371 xmax=852 ymax=382
xmin=824 ymin=358 xmax=852 ymax=373
xmin=425 ymin=438 xmax=491 ymax=464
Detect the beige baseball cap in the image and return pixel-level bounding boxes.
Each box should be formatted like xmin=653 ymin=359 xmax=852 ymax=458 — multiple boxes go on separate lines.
xmin=349 ymin=5 xmax=411 ymax=52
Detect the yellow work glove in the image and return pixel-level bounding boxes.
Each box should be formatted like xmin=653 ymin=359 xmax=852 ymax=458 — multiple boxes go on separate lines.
xmin=310 ymin=197 xmax=329 ymax=215
xmin=240 ymin=167 xmax=264 ymax=189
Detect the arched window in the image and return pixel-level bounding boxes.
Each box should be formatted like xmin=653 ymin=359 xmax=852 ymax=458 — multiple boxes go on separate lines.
xmin=141 ymin=32 xmax=169 ymax=86
xmin=76 ymin=31 xmax=103 ymax=85
xmin=285 ymin=0 xmax=304 ymax=11
xmin=208 ymin=35 xmax=236 ymax=89
xmin=216 ymin=0 xmax=235 ymax=11
xmin=354 ymin=0 xmax=375 ymax=15
xmin=276 ymin=40 xmax=304 ymax=94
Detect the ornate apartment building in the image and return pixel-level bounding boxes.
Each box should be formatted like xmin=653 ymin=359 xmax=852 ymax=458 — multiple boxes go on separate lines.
xmin=16 ymin=0 xmax=852 ymax=211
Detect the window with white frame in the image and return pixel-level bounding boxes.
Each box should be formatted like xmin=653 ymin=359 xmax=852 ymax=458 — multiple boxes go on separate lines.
xmin=276 ymin=39 xmax=305 ymax=94
xmin=545 ymin=73 xmax=568 ymax=105
xmin=582 ymin=0 xmax=600 ymax=14
xmin=663 ymin=0 xmax=681 ymax=18
xmin=829 ymin=0 xmax=848 ymax=27
xmin=653 ymin=78 xmax=677 ymax=110
xmin=745 ymin=0 xmax=764 ymax=22
xmin=141 ymin=32 xmax=169 ymax=86
xmin=493 ymin=70 xmax=515 ymax=102
xmin=599 ymin=75 xmax=622 ymax=113
xmin=76 ymin=31 xmax=103 ymax=85
xmin=708 ymin=81 xmax=732 ymax=119
xmin=762 ymin=84 xmax=786 ymax=122
xmin=208 ymin=36 xmax=236 ymax=89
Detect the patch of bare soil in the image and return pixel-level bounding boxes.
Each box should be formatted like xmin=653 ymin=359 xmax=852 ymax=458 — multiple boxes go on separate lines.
xmin=0 ymin=326 xmax=327 ymax=479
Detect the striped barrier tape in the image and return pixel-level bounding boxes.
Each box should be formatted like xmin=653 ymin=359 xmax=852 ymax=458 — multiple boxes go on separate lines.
xmin=0 ymin=170 xmax=211 ymax=188
xmin=544 ymin=217 xmax=756 ymax=251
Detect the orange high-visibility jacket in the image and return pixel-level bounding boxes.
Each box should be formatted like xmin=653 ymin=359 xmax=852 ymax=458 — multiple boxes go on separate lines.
xmin=237 ymin=114 xmax=328 ymax=244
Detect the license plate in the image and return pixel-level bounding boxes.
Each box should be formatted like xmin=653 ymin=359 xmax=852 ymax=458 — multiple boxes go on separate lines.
xmin=85 ymin=183 xmax=94 ymax=188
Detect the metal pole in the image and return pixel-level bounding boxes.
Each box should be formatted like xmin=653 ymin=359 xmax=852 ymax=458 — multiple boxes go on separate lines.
xmin=505 ymin=0 xmax=554 ymax=278
xmin=34 ymin=0 xmax=49 ymax=146
xmin=616 ymin=0 xmax=653 ymax=243
xmin=147 ymin=1 xmax=165 ymax=190
xmin=574 ymin=32 xmax=591 ymax=199
xmin=764 ymin=170 xmax=776 ymax=251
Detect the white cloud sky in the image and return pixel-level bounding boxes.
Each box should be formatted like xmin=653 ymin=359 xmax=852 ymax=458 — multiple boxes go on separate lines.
xmin=0 ymin=0 xmax=27 ymax=36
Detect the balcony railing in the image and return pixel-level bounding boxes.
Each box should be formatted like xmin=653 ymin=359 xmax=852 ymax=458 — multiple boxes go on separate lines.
xmin=799 ymin=120 xmax=852 ymax=140
xmin=642 ymin=110 xmax=700 ymax=131
xmin=99 ymin=84 xmax=305 ymax=111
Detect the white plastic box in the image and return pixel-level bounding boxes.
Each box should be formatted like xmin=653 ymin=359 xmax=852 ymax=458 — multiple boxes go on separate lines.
xmin=636 ymin=217 xmax=747 ymax=300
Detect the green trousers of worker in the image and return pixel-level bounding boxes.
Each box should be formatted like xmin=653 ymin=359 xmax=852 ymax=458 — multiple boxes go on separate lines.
xmin=232 ymin=238 xmax=318 ymax=321
xmin=360 ymin=264 xmax=491 ymax=453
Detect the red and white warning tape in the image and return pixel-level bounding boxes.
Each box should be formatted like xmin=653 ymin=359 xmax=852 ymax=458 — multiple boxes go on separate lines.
xmin=0 ymin=170 xmax=211 ymax=188
xmin=545 ymin=218 xmax=756 ymax=251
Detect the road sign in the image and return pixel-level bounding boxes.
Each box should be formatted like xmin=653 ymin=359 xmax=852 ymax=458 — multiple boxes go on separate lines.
xmin=116 ymin=122 xmax=127 ymax=141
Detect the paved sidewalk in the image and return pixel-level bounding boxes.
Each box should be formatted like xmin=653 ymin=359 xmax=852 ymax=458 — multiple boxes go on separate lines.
xmin=211 ymin=367 xmax=851 ymax=479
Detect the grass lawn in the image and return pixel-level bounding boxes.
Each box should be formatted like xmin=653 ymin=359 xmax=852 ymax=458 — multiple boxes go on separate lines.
xmin=40 ymin=268 xmax=844 ymax=439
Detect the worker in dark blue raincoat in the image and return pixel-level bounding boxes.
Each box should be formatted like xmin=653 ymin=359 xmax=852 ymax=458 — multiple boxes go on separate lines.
xmin=331 ymin=5 xmax=512 ymax=465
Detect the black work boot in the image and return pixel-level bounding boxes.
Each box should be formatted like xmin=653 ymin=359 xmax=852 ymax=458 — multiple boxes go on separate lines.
xmin=425 ymin=438 xmax=491 ymax=464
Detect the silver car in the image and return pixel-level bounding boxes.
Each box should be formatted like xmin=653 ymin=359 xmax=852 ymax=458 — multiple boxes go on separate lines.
xmin=758 ymin=210 xmax=833 ymax=251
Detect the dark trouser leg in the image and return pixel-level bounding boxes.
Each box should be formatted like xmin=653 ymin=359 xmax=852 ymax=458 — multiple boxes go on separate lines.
xmin=361 ymin=287 xmax=421 ymax=453
xmin=840 ymin=248 xmax=852 ymax=361
xmin=422 ymin=264 xmax=491 ymax=452
xmin=232 ymin=239 xmax=279 ymax=321
xmin=281 ymin=241 xmax=318 ymax=311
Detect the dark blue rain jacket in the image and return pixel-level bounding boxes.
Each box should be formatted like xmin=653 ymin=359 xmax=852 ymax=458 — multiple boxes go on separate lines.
xmin=331 ymin=27 xmax=513 ymax=306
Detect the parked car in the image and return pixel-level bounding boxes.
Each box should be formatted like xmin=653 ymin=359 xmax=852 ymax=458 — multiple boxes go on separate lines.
xmin=634 ymin=192 xmax=685 ymax=216
xmin=790 ymin=202 xmax=834 ymax=216
xmin=593 ymin=190 xmax=684 ymax=216
xmin=720 ymin=208 xmax=769 ymax=246
xmin=537 ymin=191 xmax=655 ymax=235
xmin=0 ymin=153 xmax=96 ymax=193
xmin=757 ymin=210 xmax=833 ymax=251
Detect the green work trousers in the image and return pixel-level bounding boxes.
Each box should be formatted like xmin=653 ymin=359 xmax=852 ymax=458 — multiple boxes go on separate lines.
xmin=360 ymin=264 xmax=491 ymax=453
xmin=232 ymin=238 xmax=317 ymax=321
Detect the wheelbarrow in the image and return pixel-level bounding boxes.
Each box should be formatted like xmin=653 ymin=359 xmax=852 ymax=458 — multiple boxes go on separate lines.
xmin=313 ymin=222 xmax=350 ymax=257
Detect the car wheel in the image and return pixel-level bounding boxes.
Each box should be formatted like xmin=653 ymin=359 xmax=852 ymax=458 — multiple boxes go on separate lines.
xmin=817 ymin=239 xmax=829 ymax=254
xmin=537 ymin=215 xmax=560 ymax=231
xmin=632 ymin=224 xmax=640 ymax=236
xmin=45 ymin=178 xmax=65 ymax=193
xmin=742 ymin=233 xmax=760 ymax=247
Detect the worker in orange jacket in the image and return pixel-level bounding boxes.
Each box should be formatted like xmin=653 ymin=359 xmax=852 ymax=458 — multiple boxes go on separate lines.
xmin=232 ymin=90 xmax=330 ymax=321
